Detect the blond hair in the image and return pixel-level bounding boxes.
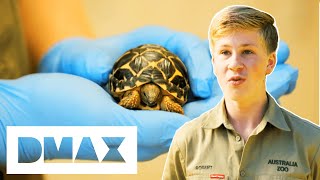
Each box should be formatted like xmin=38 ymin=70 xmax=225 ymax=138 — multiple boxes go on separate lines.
xmin=208 ymin=5 xmax=278 ymax=54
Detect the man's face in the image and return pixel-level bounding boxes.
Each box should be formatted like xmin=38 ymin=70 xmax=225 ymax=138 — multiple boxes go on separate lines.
xmin=211 ymin=30 xmax=276 ymax=101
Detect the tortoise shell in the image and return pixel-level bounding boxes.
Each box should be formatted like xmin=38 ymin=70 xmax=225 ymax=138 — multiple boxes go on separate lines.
xmin=107 ymin=44 xmax=190 ymax=105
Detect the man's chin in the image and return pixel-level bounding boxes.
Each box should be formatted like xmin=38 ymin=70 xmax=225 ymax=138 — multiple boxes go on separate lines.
xmin=225 ymin=90 xmax=247 ymax=101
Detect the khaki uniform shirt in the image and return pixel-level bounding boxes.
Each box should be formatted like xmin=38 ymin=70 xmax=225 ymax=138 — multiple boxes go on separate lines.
xmin=0 ymin=0 xmax=30 ymax=79
xmin=163 ymin=94 xmax=320 ymax=180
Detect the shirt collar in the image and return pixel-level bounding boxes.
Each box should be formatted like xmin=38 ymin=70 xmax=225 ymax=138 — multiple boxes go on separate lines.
xmin=202 ymin=93 xmax=291 ymax=132
xmin=263 ymin=93 xmax=291 ymax=131
xmin=202 ymin=98 xmax=232 ymax=130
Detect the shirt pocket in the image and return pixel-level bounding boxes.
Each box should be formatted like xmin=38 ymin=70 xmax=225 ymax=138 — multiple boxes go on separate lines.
xmin=256 ymin=175 xmax=306 ymax=180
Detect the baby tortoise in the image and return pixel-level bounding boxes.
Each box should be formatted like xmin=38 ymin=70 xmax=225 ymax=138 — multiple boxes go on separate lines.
xmin=106 ymin=44 xmax=190 ymax=114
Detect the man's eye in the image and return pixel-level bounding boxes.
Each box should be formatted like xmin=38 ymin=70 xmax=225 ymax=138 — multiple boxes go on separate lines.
xmin=243 ymin=50 xmax=253 ymax=54
xmin=221 ymin=50 xmax=231 ymax=55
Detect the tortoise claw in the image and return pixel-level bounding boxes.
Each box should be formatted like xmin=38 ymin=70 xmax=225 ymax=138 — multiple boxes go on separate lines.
xmin=119 ymin=90 xmax=140 ymax=109
xmin=160 ymin=96 xmax=184 ymax=114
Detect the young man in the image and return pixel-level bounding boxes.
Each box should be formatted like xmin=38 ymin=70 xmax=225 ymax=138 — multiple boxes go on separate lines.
xmin=162 ymin=5 xmax=320 ymax=179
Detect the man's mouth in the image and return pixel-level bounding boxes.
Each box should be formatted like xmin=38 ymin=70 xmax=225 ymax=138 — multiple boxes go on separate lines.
xmin=228 ymin=76 xmax=246 ymax=86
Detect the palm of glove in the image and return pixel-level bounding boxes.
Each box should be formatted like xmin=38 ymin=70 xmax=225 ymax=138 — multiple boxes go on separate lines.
xmin=0 ymin=26 xmax=298 ymax=164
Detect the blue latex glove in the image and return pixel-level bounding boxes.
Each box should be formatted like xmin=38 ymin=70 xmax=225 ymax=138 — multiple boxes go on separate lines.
xmin=0 ymin=73 xmax=190 ymax=165
xmin=0 ymin=25 xmax=298 ymax=165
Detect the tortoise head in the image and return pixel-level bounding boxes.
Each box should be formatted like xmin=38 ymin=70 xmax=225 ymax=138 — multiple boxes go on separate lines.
xmin=140 ymin=83 xmax=162 ymax=107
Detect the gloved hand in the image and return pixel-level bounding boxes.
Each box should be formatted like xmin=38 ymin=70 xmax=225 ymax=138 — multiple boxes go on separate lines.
xmin=0 ymin=73 xmax=190 ymax=165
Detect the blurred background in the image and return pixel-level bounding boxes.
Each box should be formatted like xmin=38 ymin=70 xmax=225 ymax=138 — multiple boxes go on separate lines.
xmin=6 ymin=0 xmax=318 ymax=179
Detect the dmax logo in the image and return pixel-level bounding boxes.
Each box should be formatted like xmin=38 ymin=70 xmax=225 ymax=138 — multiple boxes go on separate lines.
xmin=7 ymin=126 xmax=137 ymax=174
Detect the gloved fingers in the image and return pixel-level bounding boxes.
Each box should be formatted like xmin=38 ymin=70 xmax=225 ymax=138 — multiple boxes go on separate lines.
xmin=40 ymin=38 xmax=115 ymax=85
xmin=266 ymin=64 xmax=298 ymax=99
xmin=0 ymin=73 xmax=117 ymax=124
xmin=39 ymin=38 xmax=85 ymax=73
xmin=277 ymin=40 xmax=290 ymax=64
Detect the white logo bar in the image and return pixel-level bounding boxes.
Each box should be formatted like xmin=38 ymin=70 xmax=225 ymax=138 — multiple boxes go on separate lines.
xmin=7 ymin=126 xmax=137 ymax=174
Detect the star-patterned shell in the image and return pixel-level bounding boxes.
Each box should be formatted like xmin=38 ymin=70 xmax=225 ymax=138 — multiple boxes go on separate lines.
xmin=106 ymin=44 xmax=190 ymax=104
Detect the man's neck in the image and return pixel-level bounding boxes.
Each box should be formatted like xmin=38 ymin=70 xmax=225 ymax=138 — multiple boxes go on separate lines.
xmin=225 ymin=92 xmax=268 ymax=142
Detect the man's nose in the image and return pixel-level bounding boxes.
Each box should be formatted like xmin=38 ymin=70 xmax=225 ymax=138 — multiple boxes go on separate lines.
xmin=228 ymin=53 xmax=244 ymax=71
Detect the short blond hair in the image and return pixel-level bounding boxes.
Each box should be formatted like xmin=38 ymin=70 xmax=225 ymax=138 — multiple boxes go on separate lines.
xmin=208 ymin=5 xmax=279 ymax=54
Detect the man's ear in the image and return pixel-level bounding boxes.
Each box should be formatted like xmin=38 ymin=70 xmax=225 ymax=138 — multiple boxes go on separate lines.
xmin=266 ymin=52 xmax=276 ymax=75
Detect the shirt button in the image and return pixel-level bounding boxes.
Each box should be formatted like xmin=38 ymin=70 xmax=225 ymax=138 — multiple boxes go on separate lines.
xmin=236 ymin=135 xmax=241 ymax=142
xmin=240 ymin=170 xmax=246 ymax=177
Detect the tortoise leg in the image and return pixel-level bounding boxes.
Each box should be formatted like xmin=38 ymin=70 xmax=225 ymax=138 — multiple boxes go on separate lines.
xmin=160 ymin=96 xmax=184 ymax=114
xmin=119 ymin=90 xmax=140 ymax=109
